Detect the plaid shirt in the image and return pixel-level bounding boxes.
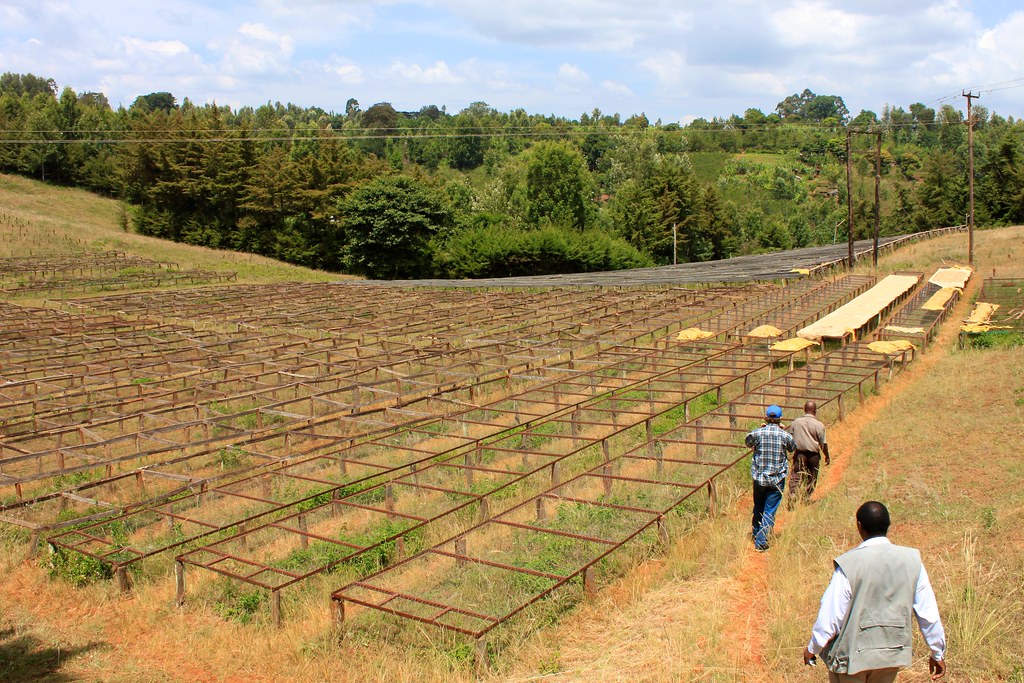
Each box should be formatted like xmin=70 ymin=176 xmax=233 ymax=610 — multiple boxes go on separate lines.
xmin=746 ymin=423 xmax=795 ymax=487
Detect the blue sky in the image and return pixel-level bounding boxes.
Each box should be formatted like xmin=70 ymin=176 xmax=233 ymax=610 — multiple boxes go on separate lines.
xmin=2 ymin=0 xmax=1023 ymax=122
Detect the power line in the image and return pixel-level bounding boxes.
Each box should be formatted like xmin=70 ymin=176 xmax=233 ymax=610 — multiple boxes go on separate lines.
xmin=0 ymin=118 xmax=991 ymax=146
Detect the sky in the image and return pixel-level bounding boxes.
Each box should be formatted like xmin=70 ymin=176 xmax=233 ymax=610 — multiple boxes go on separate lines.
xmin=2 ymin=0 xmax=1023 ymax=123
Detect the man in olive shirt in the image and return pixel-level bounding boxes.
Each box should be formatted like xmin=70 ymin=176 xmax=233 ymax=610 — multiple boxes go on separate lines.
xmin=787 ymin=400 xmax=829 ymax=506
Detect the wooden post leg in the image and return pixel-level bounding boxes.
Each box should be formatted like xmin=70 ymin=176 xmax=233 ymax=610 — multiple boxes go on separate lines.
xmin=657 ymin=515 xmax=669 ymax=548
xmin=333 ymin=598 xmax=346 ymax=626
xmin=298 ymin=514 xmax=308 ymax=550
xmin=455 ymin=538 xmax=466 ymax=567
xmin=271 ymin=590 xmax=282 ymax=627
xmin=175 ymin=560 xmax=186 ymax=607
xmin=708 ymin=479 xmax=718 ymax=517
xmin=475 ymin=638 xmax=488 ymax=677
xmin=115 ymin=566 xmax=130 ymax=593
xmin=583 ymin=566 xmax=597 ymax=598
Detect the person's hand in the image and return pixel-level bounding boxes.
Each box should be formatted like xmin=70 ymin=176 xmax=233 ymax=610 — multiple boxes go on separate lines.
xmin=824 ymin=456 xmax=831 ymax=466
xmin=929 ymin=656 xmax=945 ymax=679
xmin=802 ymin=648 xmax=816 ymax=666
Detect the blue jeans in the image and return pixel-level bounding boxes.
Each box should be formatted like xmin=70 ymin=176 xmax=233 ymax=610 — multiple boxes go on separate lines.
xmin=752 ymin=480 xmax=785 ymax=549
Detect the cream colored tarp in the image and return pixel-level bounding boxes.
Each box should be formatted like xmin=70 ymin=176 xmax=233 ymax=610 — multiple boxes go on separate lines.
xmin=884 ymin=325 xmax=926 ymax=334
xmin=790 ymin=268 xmax=811 ymax=275
xmin=965 ymin=302 xmax=999 ymax=324
xmin=771 ymin=337 xmax=819 ymax=352
xmin=928 ymin=266 xmax=972 ymax=290
xmin=746 ymin=324 xmax=784 ymax=338
xmin=960 ymin=322 xmax=1012 ymax=333
xmin=921 ymin=287 xmax=957 ymax=311
xmin=676 ymin=328 xmax=715 ymax=341
xmin=868 ymin=340 xmax=916 ymax=355
xmin=797 ymin=274 xmax=920 ymax=340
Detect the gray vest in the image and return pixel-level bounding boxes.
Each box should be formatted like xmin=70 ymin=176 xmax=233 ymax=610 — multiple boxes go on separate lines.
xmin=820 ymin=541 xmax=922 ymax=675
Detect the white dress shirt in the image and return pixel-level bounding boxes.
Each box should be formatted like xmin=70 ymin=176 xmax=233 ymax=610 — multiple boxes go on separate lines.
xmin=807 ymin=536 xmax=946 ymax=660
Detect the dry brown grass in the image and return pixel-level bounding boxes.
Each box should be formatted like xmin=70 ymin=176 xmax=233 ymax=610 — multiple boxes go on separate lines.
xmin=1 ymin=180 xmax=1022 ymax=682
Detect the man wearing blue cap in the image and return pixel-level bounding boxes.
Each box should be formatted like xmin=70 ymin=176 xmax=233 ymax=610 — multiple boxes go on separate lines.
xmin=745 ymin=404 xmax=795 ymax=551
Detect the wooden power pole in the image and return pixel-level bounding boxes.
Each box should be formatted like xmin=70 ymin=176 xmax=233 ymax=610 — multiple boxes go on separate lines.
xmin=873 ymin=131 xmax=881 ymax=267
xmin=846 ymin=129 xmax=854 ymax=268
xmin=963 ymin=90 xmax=979 ymax=265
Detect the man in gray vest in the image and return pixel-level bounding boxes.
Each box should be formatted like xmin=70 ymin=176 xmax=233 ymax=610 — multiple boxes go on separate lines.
xmin=803 ymin=501 xmax=947 ymax=682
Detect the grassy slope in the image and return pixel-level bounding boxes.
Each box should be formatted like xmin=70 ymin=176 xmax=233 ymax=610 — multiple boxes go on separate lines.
xmin=0 ymin=173 xmax=339 ymax=285
xmin=0 ymin=175 xmax=1022 ymax=682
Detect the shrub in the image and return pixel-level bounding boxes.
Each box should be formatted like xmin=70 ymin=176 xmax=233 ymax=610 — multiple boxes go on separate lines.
xmin=434 ymin=224 xmax=653 ymax=278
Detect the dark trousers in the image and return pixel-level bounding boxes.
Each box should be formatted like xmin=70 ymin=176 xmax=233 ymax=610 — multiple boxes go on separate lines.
xmin=789 ymin=450 xmax=821 ymax=503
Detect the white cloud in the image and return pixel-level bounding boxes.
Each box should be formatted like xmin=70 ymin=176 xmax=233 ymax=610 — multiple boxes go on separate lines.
xmin=326 ymin=60 xmax=365 ymax=85
xmin=558 ymin=63 xmax=590 ymax=84
xmin=640 ymin=50 xmax=686 ymax=86
xmin=975 ymin=12 xmax=1024 ymax=72
xmin=1 ymin=4 xmax=30 ymax=29
xmin=238 ymin=22 xmax=294 ymax=54
xmin=768 ymin=1 xmax=867 ymax=50
xmin=388 ymin=60 xmax=462 ymax=84
xmin=601 ymin=80 xmax=633 ymax=97
xmin=433 ymin=0 xmax=693 ymax=51
xmin=120 ymin=37 xmax=191 ymax=59
xmin=212 ymin=22 xmax=295 ymax=75
xmin=2 ymin=0 xmax=1024 ymax=122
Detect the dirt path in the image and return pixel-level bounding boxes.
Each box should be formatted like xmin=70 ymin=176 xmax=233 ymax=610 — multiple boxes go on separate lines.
xmin=718 ymin=275 xmax=979 ymax=674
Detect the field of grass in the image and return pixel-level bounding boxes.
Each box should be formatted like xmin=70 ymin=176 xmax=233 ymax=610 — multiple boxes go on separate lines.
xmin=0 ymin=175 xmax=1022 ymax=682
xmin=0 ymin=173 xmax=340 ymax=287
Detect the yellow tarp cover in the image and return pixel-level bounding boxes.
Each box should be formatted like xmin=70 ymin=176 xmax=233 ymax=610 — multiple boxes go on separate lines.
xmin=676 ymin=328 xmax=715 ymax=341
xmin=771 ymin=337 xmax=819 ymax=352
xmin=790 ymin=268 xmax=811 ymax=275
xmin=965 ymin=302 xmax=999 ymax=324
xmin=921 ymin=287 xmax=957 ymax=311
xmin=746 ymin=324 xmax=784 ymax=338
xmin=960 ymin=323 xmax=1012 ymax=333
xmin=797 ymin=274 xmax=921 ymax=340
xmin=868 ymin=340 xmax=916 ymax=355
xmin=928 ymin=266 xmax=972 ymax=290
xmin=885 ymin=325 xmax=926 ymax=334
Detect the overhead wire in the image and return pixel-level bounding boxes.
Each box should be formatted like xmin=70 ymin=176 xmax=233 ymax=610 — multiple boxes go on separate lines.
xmin=0 ymin=116 xmax=991 ymax=146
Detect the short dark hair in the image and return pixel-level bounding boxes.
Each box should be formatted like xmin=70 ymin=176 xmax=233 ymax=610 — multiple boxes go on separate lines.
xmin=856 ymin=501 xmax=890 ymax=537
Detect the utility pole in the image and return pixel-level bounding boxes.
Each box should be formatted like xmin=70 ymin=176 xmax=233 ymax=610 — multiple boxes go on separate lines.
xmin=672 ymin=223 xmax=677 ymax=266
xmin=873 ymin=130 xmax=881 ymax=268
xmin=846 ymin=129 xmax=854 ymax=268
xmin=963 ymin=90 xmax=979 ymax=265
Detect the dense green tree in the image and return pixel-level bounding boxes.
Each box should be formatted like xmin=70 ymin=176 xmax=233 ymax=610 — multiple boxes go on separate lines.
xmin=775 ymin=89 xmax=848 ymax=123
xmin=977 ymin=131 xmax=1024 ymax=224
xmin=0 ymin=71 xmax=1012 ymax=278
xmin=524 ymin=142 xmax=594 ymax=230
xmin=339 ymin=175 xmax=452 ymax=278
xmin=131 ymin=92 xmax=177 ymax=113
xmin=914 ymin=150 xmax=964 ymax=230
xmin=607 ymin=179 xmax=659 ymax=254
xmin=362 ymin=102 xmax=398 ymax=129
xmin=0 ymin=72 xmax=57 ymax=98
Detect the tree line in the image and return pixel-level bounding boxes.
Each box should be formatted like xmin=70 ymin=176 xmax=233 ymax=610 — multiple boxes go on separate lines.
xmin=2 ymin=73 xmax=1022 ymax=278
